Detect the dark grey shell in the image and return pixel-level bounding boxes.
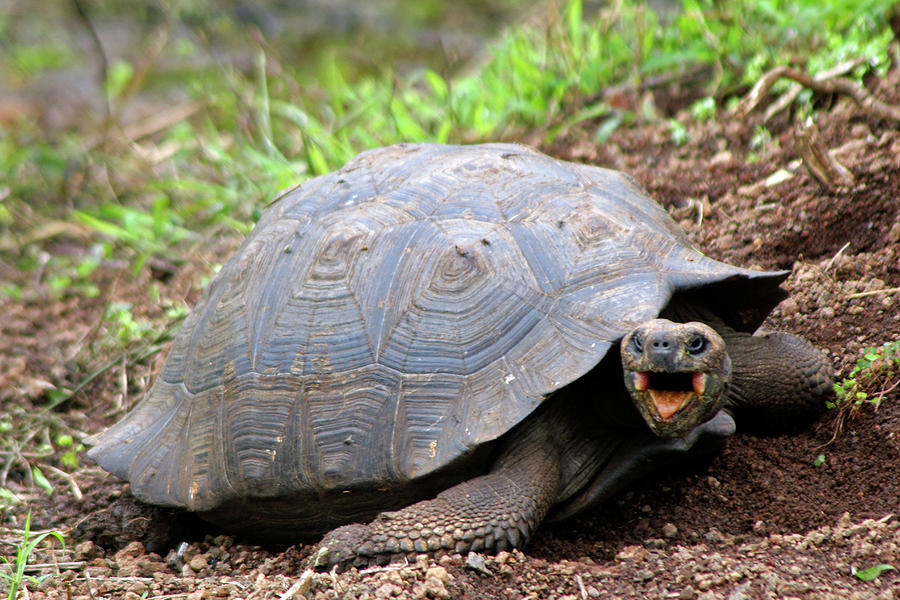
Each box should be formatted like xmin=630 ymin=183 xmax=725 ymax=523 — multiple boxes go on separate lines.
xmin=88 ymin=143 xmax=784 ymax=534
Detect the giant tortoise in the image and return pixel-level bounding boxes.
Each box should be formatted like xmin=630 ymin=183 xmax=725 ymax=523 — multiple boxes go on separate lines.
xmin=87 ymin=143 xmax=832 ymax=568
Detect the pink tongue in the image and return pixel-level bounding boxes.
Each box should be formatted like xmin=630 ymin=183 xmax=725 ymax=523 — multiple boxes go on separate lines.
xmin=649 ymin=390 xmax=691 ymax=420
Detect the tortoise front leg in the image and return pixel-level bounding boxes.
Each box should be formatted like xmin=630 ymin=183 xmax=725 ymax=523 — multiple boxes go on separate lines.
xmin=725 ymin=331 xmax=833 ymax=429
xmin=313 ymin=421 xmax=563 ymax=570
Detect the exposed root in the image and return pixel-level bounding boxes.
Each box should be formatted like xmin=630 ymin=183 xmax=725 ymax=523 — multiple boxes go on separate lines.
xmin=735 ymin=64 xmax=900 ymax=123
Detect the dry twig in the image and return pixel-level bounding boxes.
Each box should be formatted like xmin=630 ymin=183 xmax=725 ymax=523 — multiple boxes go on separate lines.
xmin=735 ymin=65 xmax=900 ymax=123
xmin=847 ymin=286 xmax=900 ymax=299
xmin=795 ymin=119 xmax=855 ymax=190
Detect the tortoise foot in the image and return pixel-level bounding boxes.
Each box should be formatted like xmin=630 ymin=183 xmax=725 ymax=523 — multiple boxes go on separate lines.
xmin=312 ymin=523 xmax=385 ymax=571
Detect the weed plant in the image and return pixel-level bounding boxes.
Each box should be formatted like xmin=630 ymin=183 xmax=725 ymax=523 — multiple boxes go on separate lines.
xmin=1 ymin=0 xmax=895 ymax=287
xmin=0 ymin=512 xmax=65 ymax=600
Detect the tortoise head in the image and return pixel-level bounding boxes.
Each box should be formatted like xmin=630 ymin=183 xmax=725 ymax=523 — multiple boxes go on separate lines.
xmin=620 ymin=319 xmax=731 ymax=438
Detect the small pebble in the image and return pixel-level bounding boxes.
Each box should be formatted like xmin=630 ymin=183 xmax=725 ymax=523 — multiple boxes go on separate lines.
xmin=662 ymin=523 xmax=679 ymax=538
xmin=189 ymin=554 xmax=208 ymax=572
xmin=464 ymin=552 xmax=489 ymax=573
xmin=74 ymin=540 xmax=100 ymax=560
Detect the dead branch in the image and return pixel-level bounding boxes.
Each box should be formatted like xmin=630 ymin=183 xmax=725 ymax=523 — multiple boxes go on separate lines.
xmin=795 ymin=119 xmax=855 ymax=190
xmin=736 ymin=65 xmax=900 ymax=123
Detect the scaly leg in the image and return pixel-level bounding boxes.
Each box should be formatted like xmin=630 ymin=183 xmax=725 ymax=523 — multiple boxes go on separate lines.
xmin=725 ymin=331 xmax=833 ymax=430
xmin=313 ymin=410 xmax=564 ymax=570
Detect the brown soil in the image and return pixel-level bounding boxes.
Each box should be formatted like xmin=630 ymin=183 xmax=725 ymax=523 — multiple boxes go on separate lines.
xmin=3 ymin=69 xmax=900 ymax=599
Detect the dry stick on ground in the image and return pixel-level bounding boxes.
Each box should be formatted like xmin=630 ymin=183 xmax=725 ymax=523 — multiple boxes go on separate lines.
xmin=795 ymin=119 xmax=855 ymax=190
xmin=735 ymin=65 xmax=900 ymax=123
xmin=736 ymin=65 xmax=900 ymax=191
xmin=761 ymin=60 xmax=862 ymax=123
xmin=847 ymin=286 xmax=900 ymax=298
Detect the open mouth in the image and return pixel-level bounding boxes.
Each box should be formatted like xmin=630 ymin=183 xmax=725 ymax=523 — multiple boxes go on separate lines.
xmin=633 ymin=371 xmax=707 ymax=420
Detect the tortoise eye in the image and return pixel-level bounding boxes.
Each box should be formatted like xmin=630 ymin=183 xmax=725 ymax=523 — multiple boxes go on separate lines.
xmin=687 ymin=335 xmax=707 ymax=354
xmin=630 ymin=334 xmax=644 ymax=353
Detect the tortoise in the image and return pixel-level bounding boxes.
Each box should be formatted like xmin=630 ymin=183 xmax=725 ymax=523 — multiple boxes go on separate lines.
xmin=87 ymin=143 xmax=832 ymax=569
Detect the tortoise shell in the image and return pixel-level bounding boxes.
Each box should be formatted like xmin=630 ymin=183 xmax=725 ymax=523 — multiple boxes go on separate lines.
xmin=88 ymin=143 xmax=784 ymax=536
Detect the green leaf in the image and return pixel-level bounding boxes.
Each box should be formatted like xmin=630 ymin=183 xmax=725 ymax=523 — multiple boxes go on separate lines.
xmin=0 ymin=487 xmax=20 ymax=505
xmin=31 ymin=466 xmax=53 ymax=495
xmin=306 ymin=143 xmax=330 ymax=177
xmin=853 ymin=564 xmax=895 ymax=581
xmin=424 ymin=69 xmax=449 ymax=100
xmin=565 ymin=0 xmax=583 ymax=60
xmin=105 ymin=58 xmax=134 ymax=98
xmin=61 ymin=449 xmax=80 ymax=470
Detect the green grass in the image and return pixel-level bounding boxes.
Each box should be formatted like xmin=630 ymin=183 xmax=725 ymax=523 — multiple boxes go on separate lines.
xmin=2 ymin=0 xmax=894 ymax=289
xmin=0 ymin=512 xmax=65 ymax=600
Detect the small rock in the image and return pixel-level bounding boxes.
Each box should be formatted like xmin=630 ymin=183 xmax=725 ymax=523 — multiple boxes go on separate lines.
xmin=615 ymin=545 xmax=649 ymax=562
xmin=714 ymin=234 xmax=734 ymax=251
xmin=74 ymin=540 xmax=100 ymax=560
xmin=705 ymin=528 xmax=725 ymax=544
xmin=644 ymin=538 xmax=667 ymax=549
xmin=887 ymin=220 xmax=900 ymax=244
xmin=464 ymin=552 xmax=491 ymax=575
xmin=662 ymin=523 xmax=679 ymax=538
xmin=213 ymin=583 xmax=237 ymax=596
xmin=425 ymin=566 xmax=449 ymax=584
xmin=635 ymin=568 xmax=654 ymax=582
xmin=374 ymin=582 xmax=403 ymax=599
xmin=706 ymin=476 xmax=721 ymax=488
xmin=695 ymin=576 xmax=713 ymax=591
xmin=850 ymin=123 xmax=871 ymax=139
xmin=414 ymin=574 xmax=450 ymax=599
xmin=415 ymin=554 xmax=429 ymax=571
xmin=438 ymin=554 xmax=458 ymax=567
xmin=128 ymin=581 xmax=149 ymax=595
xmin=778 ymin=297 xmax=799 ymax=317
xmin=139 ymin=556 xmax=169 ymax=577
xmin=727 ymin=582 xmax=753 ymax=600
xmin=189 ymin=554 xmax=208 ymax=572
xmin=709 ymin=150 xmax=734 ymax=168
xmin=678 ymin=588 xmax=696 ymax=600
xmin=115 ymin=541 xmax=145 ymax=562
xmin=385 ymin=570 xmax=404 ymax=587
xmin=85 ymin=565 xmax=112 ymax=578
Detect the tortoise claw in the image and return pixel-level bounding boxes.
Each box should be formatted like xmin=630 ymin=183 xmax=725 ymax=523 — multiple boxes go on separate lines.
xmin=312 ymin=523 xmax=372 ymax=571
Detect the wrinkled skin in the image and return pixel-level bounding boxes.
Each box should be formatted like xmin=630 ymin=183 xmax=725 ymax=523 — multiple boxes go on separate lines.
xmin=621 ymin=319 xmax=732 ymax=438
